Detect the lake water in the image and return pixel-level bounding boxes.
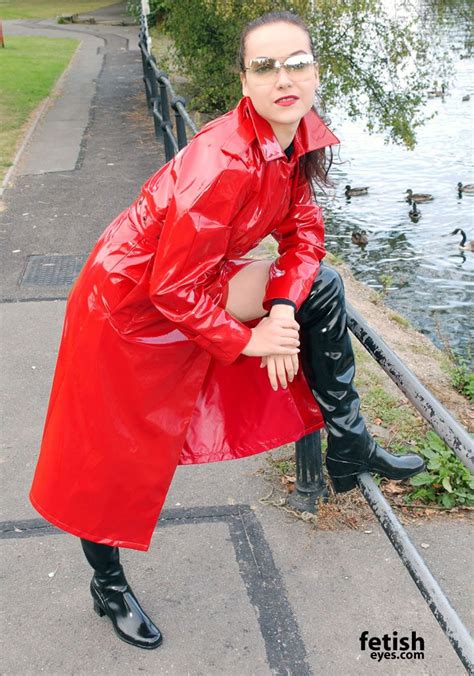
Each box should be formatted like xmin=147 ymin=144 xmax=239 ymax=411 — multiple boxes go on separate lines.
xmin=317 ymin=14 xmax=473 ymax=365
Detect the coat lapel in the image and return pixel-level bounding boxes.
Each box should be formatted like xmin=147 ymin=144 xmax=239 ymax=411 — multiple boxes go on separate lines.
xmin=227 ymin=95 xmax=340 ymax=161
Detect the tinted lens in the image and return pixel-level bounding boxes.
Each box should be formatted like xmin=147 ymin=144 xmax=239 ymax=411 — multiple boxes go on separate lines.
xmin=247 ymin=54 xmax=314 ymax=83
xmin=248 ymin=57 xmax=277 ymax=75
xmin=284 ymin=54 xmax=314 ymax=72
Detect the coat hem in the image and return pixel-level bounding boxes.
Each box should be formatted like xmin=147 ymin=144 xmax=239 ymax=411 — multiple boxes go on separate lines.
xmin=29 ymin=491 xmax=150 ymax=552
xmin=180 ymin=420 xmax=325 ymax=465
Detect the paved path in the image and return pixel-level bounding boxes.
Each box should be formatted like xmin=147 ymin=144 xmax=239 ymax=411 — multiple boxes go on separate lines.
xmin=0 ymin=13 xmax=472 ymax=675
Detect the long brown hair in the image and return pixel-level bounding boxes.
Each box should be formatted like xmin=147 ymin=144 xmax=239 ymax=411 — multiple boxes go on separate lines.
xmin=237 ymin=11 xmax=335 ymax=198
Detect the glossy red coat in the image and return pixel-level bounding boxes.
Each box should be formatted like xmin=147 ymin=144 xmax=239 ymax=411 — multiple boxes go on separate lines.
xmin=29 ymin=96 xmax=340 ymax=551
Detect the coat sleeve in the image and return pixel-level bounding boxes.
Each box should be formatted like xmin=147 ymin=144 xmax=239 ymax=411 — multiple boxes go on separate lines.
xmin=146 ymin=141 xmax=253 ymax=366
xmin=261 ymin=174 xmax=326 ymax=313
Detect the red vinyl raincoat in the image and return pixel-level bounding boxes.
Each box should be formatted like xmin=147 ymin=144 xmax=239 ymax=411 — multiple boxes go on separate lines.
xmin=29 ymin=96 xmax=340 ymax=551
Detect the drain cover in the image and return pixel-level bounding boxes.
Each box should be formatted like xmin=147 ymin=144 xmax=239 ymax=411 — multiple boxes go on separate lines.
xmin=20 ymin=254 xmax=87 ymax=286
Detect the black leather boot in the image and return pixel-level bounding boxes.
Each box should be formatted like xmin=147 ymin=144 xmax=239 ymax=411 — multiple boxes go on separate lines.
xmin=80 ymin=538 xmax=163 ymax=649
xmin=295 ymin=264 xmax=426 ymax=493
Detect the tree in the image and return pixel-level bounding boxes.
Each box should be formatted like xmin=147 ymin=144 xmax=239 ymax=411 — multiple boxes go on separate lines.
xmin=148 ymin=0 xmax=472 ymax=148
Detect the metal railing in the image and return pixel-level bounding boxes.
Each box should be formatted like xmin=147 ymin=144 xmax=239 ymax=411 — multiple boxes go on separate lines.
xmin=137 ymin=6 xmax=474 ymax=671
xmin=138 ymin=11 xmax=196 ymax=161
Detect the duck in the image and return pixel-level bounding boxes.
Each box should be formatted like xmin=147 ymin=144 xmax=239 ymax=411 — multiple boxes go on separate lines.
xmin=351 ymin=229 xmax=369 ymax=246
xmin=451 ymin=228 xmax=474 ymax=252
xmin=427 ymin=83 xmax=446 ymax=98
xmin=462 ymin=94 xmax=470 ymax=102
xmin=457 ymin=182 xmax=474 ymax=194
xmin=405 ymin=188 xmax=434 ymax=203
xmin=408 ymin=202 xmax=421 ymax=222
xmin=345 ymin=184 xmax=369 ymax=197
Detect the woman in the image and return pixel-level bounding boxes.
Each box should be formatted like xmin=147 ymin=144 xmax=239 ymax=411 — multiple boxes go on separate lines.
xmin=29 ymin=11 xmax=425 ymax=650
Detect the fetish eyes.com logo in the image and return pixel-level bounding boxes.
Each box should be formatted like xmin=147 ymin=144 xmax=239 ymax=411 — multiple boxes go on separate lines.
xmin=360 ymin=630 xmax=425 ymax=662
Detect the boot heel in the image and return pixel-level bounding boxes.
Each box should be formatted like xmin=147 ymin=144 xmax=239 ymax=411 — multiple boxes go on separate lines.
xmin=330 ymin=473 xmax=359 ymax=493
xmin=93 ymin=599 xmax=106 ymax=617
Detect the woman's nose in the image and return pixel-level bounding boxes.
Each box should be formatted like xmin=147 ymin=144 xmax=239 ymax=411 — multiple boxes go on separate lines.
xmin=275 ymin=65 xmax=293 ymax=86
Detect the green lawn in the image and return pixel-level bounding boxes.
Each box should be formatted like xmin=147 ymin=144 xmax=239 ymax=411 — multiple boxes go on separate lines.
xmin=0 ymin=0 xmax=118 ymax=20
xmin=0 ymin=36 xmax=79 ymax=181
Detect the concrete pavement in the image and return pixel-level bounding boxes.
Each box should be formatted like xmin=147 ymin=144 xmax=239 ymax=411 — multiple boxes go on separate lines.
xmin=1 ymin=10 xmax=473 ymax=675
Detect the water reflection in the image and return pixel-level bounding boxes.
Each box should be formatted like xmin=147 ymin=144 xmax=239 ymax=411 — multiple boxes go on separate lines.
xmin=319 ymin=10 xmax=473 ymax=363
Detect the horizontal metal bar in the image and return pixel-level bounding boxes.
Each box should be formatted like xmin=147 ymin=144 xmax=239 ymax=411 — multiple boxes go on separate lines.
xmin=357 ymin=472 xmax=474 ymax=672
xmin=346 ymin=302 xmax=474 ymax=473
xmin=140 ymin=46 xmax=197 ymax=138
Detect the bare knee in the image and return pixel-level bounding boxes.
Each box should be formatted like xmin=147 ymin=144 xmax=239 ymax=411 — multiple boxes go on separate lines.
xmin=225 ymin=260 xmax=273 ymax=322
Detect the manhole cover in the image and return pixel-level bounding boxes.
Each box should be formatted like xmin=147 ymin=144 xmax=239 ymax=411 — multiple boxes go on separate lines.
xmin=20 ymin=254 xmax=87 ymax=286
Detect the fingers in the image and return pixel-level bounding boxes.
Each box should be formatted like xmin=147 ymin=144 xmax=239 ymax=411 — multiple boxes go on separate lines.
xmin=272 ymin=317 xmax=300 ymax=332
xmin=266 ymin=357 xmax=277 ymax=390
xmin=291 ymin=352 xmax=299 ymax=376
xmin=281 ymin=338 xmax=300 ymax=354
xmin=278 ymin=327 xmax=300 ymax=352
xmin=264 ymin=354 xmax=298 ymax=391
xmin=274 ymin=317 xmax=300 ymax=330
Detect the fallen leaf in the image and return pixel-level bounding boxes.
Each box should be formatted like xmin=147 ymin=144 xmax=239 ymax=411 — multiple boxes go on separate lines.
xmin=383 ymin=481 xmax=406 ymax=494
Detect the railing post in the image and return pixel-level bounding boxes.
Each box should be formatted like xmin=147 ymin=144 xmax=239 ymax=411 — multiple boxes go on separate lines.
xmin=171 ymin=96 xmax=188 ymax=149
xmin=287 ymin=430 xmax=329 ymax=513
xmin=146 ymin=55 xmax=160 ymax=121
xmin=157 ymin=79 xmax=175 ymax=160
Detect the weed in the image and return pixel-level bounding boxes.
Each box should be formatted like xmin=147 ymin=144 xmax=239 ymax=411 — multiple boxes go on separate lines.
xmin=389 ymin=312 xmax=411 ymax=329
xmin=437 ymin=329 xmax=474 ymax=403
xmin=406 ymin=431 xmax=474 ymax=508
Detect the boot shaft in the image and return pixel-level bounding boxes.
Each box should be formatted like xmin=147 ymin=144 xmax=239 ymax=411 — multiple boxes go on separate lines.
xmin=81 ymin=538 xmax=121 ymax=576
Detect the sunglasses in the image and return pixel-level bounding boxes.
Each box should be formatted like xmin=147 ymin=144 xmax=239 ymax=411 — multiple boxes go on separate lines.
xmin=244 ymin=53 xmax=316 ymax=84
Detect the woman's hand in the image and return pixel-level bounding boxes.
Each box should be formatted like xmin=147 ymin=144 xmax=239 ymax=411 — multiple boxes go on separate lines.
xmin=241 ymin=308 xmax=300 ymax=359
xmin=241 ymin=303 xmax=300 ymax=391
xmin=260 ymin=304 xmax=300 ymax=391
xmin=260 ymin=353 xmax=299 ymax=391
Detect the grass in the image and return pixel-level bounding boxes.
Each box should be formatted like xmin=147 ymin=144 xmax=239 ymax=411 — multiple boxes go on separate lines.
xmin=0 ymin=35 xmax=79 ymax=182
xmin=388 ymin=311 xmax=412 ymax=329
xmin=0 ymin=0 xmax=118 ymax=20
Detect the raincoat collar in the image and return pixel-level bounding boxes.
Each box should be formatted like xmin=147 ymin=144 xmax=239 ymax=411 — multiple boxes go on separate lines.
xmin=224 ymin=95 xmax=340 ymax=161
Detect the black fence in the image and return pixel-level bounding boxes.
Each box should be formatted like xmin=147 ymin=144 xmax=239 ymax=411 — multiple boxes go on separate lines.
xmin=138 ymin=10 xmax=474 ymax=671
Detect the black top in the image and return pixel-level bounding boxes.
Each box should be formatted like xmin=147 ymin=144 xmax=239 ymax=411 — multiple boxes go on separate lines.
xmin=284 ymin=140 xmax=294 ymax=160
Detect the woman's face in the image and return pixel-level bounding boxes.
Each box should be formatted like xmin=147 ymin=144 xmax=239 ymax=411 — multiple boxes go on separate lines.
xmin=240 ymin=22 xmax=319 ymax=139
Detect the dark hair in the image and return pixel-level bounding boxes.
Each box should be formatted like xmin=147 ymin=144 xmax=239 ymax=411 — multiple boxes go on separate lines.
xmin=237 ymin=11 xmax=335 ymax=198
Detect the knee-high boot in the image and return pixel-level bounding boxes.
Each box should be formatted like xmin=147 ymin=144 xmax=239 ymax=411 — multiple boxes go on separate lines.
xmin=295 ymin=264 xmax=426 ymax=493
xmin=80 ymin=538 xmax=163 ymax=649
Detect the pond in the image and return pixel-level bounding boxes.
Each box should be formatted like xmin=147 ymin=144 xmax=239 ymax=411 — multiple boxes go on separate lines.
xmin=318 ymin=14 xmax=473 ymax=365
